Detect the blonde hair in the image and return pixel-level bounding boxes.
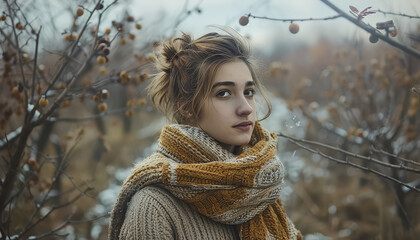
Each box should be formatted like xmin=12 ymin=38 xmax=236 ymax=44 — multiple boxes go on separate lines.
xmin=147 ymin=27 xmax=271 ymax=124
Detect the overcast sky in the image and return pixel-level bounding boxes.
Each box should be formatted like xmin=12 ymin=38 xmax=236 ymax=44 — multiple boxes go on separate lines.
xmin=8 ymin=0 xmax=419 ymax=57
xmin=120 ymin=0 xmax=420 ymax=55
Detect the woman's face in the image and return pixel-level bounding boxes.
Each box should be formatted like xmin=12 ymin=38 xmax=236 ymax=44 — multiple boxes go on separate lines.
xmin=197 ymin=60 xmax=257 ymax=151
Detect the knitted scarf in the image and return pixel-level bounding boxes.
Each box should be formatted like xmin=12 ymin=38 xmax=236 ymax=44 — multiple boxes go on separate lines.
xmin=108 ymin=122 xmax=301 ymax=240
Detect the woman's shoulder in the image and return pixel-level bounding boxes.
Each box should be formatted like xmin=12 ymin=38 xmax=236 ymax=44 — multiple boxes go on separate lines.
xmin=131 ymin=185 xmax=177 ymax=209
xmin=120 ymin=185 xmax=239 ymax=240
xmin=119 ymin=185 xmax=177 ymax=239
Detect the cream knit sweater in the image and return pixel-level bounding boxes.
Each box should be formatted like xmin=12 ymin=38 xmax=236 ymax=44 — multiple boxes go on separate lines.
xmin=119 ymin=185 xmax=239 ymax=239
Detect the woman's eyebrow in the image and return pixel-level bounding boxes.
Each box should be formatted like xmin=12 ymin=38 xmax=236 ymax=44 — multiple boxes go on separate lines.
xmin=212 ymin=81 xmax=234 ymax=89
xmin=212 ymin=81 xmax=255 ymax=89
xmin=246 ymin=81 xmax=255 ymax=86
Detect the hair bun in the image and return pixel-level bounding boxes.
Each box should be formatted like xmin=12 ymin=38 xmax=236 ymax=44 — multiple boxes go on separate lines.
xmin=160 ymin=33 xmax=192 ymax=66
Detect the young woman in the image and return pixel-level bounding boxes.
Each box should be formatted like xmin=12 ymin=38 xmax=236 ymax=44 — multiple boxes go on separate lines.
xmin=108 ymin=27 xmax=302 ymax=240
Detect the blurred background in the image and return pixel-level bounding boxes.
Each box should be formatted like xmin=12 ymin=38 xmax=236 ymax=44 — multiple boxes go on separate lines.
xmin=1 ymin=0 xmax=420 ymax=239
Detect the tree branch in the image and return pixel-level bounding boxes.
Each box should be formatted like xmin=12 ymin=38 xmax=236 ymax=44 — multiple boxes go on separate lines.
xmin=320 ymin=0 xmax=420 ymax=59
xmin=374 ymin=9 xmax=420 ymax=19
xmin=277 ymin=132 xmax=420 ymax=193
xmin=247 ymin=13 xmax=341 ymax=22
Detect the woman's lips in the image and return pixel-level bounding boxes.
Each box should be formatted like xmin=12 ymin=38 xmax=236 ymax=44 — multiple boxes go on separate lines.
xmin=233 ymin=121 xmax=253 ymax=131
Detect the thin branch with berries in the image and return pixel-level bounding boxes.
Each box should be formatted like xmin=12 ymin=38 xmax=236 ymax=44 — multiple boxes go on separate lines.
xmin=320 ymin=0 xmax=420 ymax=59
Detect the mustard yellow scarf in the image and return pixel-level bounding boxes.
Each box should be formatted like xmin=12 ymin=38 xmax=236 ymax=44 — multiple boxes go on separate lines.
xmin=108 ymin=122 xmax=301 ymax=239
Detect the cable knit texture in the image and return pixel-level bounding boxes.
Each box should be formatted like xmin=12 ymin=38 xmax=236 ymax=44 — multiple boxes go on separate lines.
xmin=119 ymin=185 xmax=239 ymax=239
xmin=108 ymin=122 xmax=302 ymax=240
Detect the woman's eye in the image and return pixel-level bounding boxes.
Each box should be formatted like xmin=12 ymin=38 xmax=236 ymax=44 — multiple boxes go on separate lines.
xmin=216 ymin=90 xmax=230 ymax=97
xmin=244 ymin=89 xmax=255 ymax=97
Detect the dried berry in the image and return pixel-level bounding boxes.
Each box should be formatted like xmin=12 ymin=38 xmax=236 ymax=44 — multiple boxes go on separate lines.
xmin=239 ymin=16 xmax=249 ymax=26
xmin=98 ymin=102 xmax=108 ymax=112
xmin=16 ymin=22 xmax=24 ymax=30
xmin=12 ymin=86 xmax=20 ymax=95
xmin=60 ymin=99 xmax=72 ymax=107
xmin=119 ymin=71 xmax=131 ymax=84
xmin=355 ymin=128 xmax=364 ymax=137
xmin=369 ymin=34 xmax=379 ymax=43
xmin=0 ymin=15 xmax=6 ymax=21
xmin=126 ymin=16 xmax=134 ymax=22
xmin=120 ymin=71 xmax=128 ymax=79
xmin=135 ymin=23 xmax=142 ymax=30
xmin=98 ymin=37 xmax=110 ymax=46
xmin=136 ymin=73 xmax=148 ymax=84
xmin=126 ymin=99 xmax=135 ymax=107
xmin=65 ymin=33 xmax=77 ymax=41
xmin=97 ymin=43 xmax=108 ymax=51
xmin=97 ymin=56 xmax=107 ymax=64
xmin=128 ymin=33 xmax=135 ymax=40
xmin=27 ymin=158 xmax=39 ymax=171
xmin=125 ymin=110 xmax=133 ymax=118
xmin=119 ymin=38 xmax=126 ymax=45
xmin=92 ymin=94 xmax=101 ymax=103
xmin=102 ymin=48 xmax=110 ymax=56
xmin=101 ymin=89 xmax=110 ymax=99
xmin=289 ymin=23 xmax=299 ymax=34
xmin=104 ymin=28 xmax=111 ymax=35
xmin=77 ymin=8 xmax=84 ymax=16
xmin=137 ymin=98 xmax=147 ymax=106
xmin=96 ymin=3 xmax=104 ymax=10
xmin=38 ymin=97 xmax=48 ymax=107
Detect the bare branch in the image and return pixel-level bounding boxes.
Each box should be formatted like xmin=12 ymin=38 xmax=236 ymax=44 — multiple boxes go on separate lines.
xmin=320 ymin=0 xmax=420 ymax=59
xmin=371 ymin=145 xmax=420 ymax=167
xmin=278 ymin=132 xmax=420 ymax=174
xmin=46 ymin=105 xmax=150 ymax=122
xmin=278 ymin=132 xmax=420 ymax=193
xmin=18 ymin=187 xmax=93 ymax=238
xmin=247 ymin=13 xmax=341 ymax=22
xmin=30 ymin=27 xmax=42 ymax=104
xmin=374 ymin=9 xmax=420 ymax=19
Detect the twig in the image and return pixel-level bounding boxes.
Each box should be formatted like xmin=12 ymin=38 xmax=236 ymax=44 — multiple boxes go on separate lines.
xmin=374 ymin=9 xmax=420 ymax=19
xmin=18 ymin=187 xmax=92 ymax=238
xmin=279 ymin=133 xmax=420 ymax=193
xmin=5 ymin=0 xmax=30 ymax=113
xmin=247 ymin=13 xmax=341 ymax=22
xmin=69 ymin=0 xmax=100 ymax=55
xmin=320 ymin=0 xmax=420 ymax=59
xmin=30 ymin=27 xmax=42 ymax=104
xmin=46 ymin=105 xmax=150 ymax=122
xmin=277 ymin=132 xmax=420 ymax=174
xmin=371 ymin=145 xmax=420 ymax=167
xmin=29 ymin=214 xmax=109 ymax=240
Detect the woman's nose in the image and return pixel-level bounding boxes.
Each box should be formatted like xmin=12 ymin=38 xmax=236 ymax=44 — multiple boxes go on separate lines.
xmin=236 ymin=96 xmax=253 ymax=116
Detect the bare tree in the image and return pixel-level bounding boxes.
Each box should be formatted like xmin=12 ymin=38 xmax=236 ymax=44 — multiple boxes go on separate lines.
xmin=0 ymin=0 xmax=155 ymax=238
